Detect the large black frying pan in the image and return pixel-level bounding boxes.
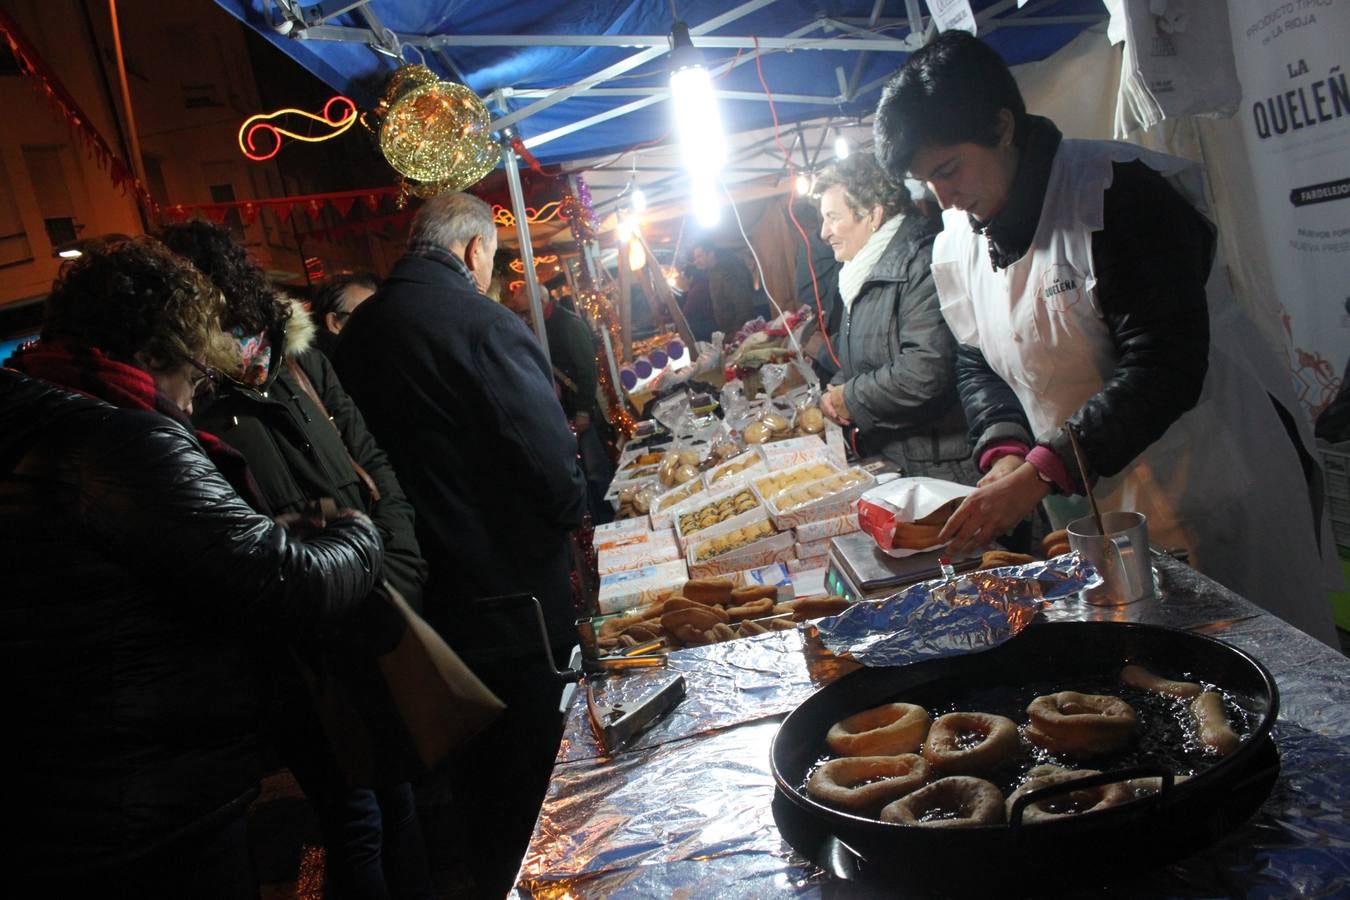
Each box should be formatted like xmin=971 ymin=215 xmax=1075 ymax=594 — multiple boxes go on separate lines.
xmin=771 ymin=622 xmax=1280 ymax=896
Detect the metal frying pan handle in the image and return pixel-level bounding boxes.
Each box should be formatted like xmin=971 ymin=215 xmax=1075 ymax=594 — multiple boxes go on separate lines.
xmin=1008 ymin=765 xmax=1176 ymax=832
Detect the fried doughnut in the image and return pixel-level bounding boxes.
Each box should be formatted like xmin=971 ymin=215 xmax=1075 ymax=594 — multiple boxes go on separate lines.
xmin=1120 ymin=663 xmax=1202 ymax=699
xmin=1041 ymin=529 xmax=1069 ymax=555
xmin=730 ymin=584 xmax=778 ymax=604
xmin=726 ymin=597 xmax=774 ymax=620
xmin=790 ymin=596 xmax=850 ymax=621
xmin=922 ymin=712 xmax=1020 ymax=774
xmin=827 ymin=703 xmax=931 ymax=757
xmin=1006 ymin=769 xmax=1133 ymax=823
xmin=978 ymin=550 xmax=1037 ymax=569
xmin=1191 ymin=691 xmax=1240 ymax=755
xmin=807 ymin=754 xmax=930 ymax=814
xmin=880 ymin=776 xmax=1005 ymax=827
xmin=737 ymin=618 xmax=768 ymax=636
xmin=1026 ymin=691 xmax=1138 ymax=755
xmin=683 ymin=578 xmax=736 ymax=605
xmin=660 ymin=604 xmax=727 ymax=636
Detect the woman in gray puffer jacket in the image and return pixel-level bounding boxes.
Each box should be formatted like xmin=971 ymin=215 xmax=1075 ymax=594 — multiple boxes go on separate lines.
xmin=817 ymin=154 xmax=979 ymax=483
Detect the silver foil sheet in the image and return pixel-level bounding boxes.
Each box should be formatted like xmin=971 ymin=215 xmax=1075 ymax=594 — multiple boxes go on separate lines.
xmin=557 ymin=630 xmax=858 ymax=764
xmin=518 ymin=557 xmax=1350 ymax=898
xmin=811 ymin=554 xmax=1098 ymax=666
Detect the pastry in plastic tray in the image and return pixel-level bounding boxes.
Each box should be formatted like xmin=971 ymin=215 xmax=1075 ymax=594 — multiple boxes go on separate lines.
xmin=654 ymin=478 xmax=706 ymax=512
xmin=774 ymin=468 xmax=871 ymax=513
xmin=754 ymin=462 xmax=837 ymax=503
xmin=620 ymin=451 xmax=666 ymax=471
xmin=707 ymin=451 xmax=762 ymax=485
xmin=693 ymin=519 xmax=776 ymax=563
xmin=678 ymin=489 xmax=759 ymax=538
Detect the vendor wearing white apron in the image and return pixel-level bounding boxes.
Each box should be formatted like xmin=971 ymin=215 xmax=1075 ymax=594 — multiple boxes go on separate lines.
xmin=873 ymin=31 xmax=1339 ymax=646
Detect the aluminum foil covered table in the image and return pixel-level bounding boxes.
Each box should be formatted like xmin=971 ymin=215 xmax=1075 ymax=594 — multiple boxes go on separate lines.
xmin=513 ymin=558 xmax=1350 ymax=898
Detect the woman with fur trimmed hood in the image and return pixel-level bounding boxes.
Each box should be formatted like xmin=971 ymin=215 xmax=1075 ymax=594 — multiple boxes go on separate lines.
xmin=158 ymin=221 xmax=434 ymax=900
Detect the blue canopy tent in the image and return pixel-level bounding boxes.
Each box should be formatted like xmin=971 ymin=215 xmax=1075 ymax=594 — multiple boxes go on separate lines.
xmin=215 ymin=0 xmax=1106 ymax=165
xmin=214 ymin=0 xmax=1107 ymax=359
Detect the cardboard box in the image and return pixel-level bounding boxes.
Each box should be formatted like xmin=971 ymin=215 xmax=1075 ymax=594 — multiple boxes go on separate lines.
xmin=597 ymin=532 xmax=682 ymax=575
xmin=793 ymin=512 xmax=861 ymax=543
xmin=790 ymin=566 xmax=829 ymax=599
xmin=789 ymin=555 xmax=829 ymax=574
xmin=761 ymin=434 xmax=837 ymax=471
xmin=685 ymin=510 xmax=795 ymax=578
xmin=593 ymin=516 xmax=652 ymax=546
xmin=597 ymin=559 xmax=688 ymax=614
xmin=670 ymin=482 xmax=762 ymax=551
xmin=794 ymin=536 xmax=834 ymax=560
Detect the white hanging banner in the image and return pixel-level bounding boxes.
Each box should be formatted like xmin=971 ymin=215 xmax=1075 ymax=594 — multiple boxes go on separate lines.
xmin=927 ymin=0 xmax=978 ymax=35
xmin=1230 ymin=0 xmax=1350 ymax=417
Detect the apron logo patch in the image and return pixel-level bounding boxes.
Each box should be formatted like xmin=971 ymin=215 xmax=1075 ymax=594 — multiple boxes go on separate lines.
xmin=1040 ymin=264 xmax=1083 ymax=311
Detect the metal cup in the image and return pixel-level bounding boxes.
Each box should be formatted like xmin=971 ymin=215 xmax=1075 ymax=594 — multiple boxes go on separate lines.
xmin=1067 ymin=511 xmax=1153 ymax=606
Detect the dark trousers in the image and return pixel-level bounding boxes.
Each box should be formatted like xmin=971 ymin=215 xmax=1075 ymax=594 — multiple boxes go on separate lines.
xmin=304 ymin=781 xmax=434 ymax=900
xmin=445 ymin=653 xmax=566 ymax=898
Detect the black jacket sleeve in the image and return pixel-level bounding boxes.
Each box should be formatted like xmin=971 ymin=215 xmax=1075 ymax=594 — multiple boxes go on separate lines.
xmin=956 ymin=343 xmax=1034 ymax=464
xmin=1043 ymin=161 xmax=1213 ymax=490
xmin=84 ymin=412 xmax=384 ymax=638
xmin=302 ymin=350 xmax=428 ymax=608
xmin=476 ymin=317 xmax=588 ymax=530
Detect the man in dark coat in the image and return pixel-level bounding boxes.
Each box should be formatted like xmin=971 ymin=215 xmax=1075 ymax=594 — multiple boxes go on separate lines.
xmin=334 ymin=191 xmax=587 ymax=897
xmin=503 ymin=281 xmax=615 ymax=523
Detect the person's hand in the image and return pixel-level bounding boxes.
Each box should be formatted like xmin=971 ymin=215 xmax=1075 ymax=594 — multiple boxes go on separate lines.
xmin=672 ymin=270 xmax=690 ymax=292
xmin=939 ymin=462 xmax=1050 ymax=555
xmin=977 ymin=453 xmax=1025 ymax=487
xmin=573 ymin=411 xmax=591 ymax=435
xmin=821 ymin=385 xmax=852 ymax=425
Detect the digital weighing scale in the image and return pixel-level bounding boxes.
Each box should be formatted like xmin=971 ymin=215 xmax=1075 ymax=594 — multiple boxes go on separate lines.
xmin=824 ymin=531 xmax=982 ymax=603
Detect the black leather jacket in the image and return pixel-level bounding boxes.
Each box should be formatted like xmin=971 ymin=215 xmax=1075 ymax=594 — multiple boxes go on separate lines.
xmin=0 ymin=369 xmax=383 ymax=875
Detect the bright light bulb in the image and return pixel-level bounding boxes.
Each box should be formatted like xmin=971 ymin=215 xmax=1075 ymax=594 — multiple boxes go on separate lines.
xmin=631 ymin=186 xmax=647 ymax=213
xmin=692 ymin=179 xmax=720 ymax=227
xmin=834 ymin=135 xmax=850 ymax=159
xmin=628 ymin=239 xmax=646 ymax=271
xmin=57 ymin=248 xmax=83 ymax=259
xmin=671 ymin=65 xmax=726 ymax=181
xmin=795 ymin=173 xmax=811 ymax=195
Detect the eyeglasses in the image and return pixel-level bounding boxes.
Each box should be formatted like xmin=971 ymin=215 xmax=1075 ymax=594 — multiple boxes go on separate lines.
xmin=180 ymin=355 xmax=220 ymax=399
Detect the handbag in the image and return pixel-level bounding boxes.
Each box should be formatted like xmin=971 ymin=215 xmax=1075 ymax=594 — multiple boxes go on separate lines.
xmin=298 ymin=581 xmax=506 ymax=787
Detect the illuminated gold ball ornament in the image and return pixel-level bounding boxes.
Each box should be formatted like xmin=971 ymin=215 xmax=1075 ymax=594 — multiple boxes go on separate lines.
xmin=376 ymin=65 xmax=500 ymax=196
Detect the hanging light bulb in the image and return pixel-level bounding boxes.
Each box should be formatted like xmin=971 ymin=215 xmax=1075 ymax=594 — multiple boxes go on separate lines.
xmin=631 ymin=185 xmax=647 ymax=213
xmin=834 ymin=134 xmax=850 ymax=159
xmin=795 ymin=172 xmax=812 ymax=196
xmin=670 ymin=20 xmax=726 ymax=227
xmin=628 ymin=238 xmax=647 ymax=271
xmin=692 ymin=178 xmax=720 ymax=227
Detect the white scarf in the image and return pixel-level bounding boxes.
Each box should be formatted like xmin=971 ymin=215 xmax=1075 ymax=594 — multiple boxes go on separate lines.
xmin=837 ymin=213 xmax=905 ymax=311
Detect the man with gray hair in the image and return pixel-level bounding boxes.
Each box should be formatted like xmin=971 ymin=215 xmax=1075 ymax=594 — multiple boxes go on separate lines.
xmin=333 ymin=191 xmax=587 ymax=896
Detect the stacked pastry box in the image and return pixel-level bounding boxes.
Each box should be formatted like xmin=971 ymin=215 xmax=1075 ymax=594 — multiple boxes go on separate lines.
xmin=593 ymin=517 xmax=687 ymax=615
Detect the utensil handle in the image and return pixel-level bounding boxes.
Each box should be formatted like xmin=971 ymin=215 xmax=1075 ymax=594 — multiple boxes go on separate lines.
xmin=1065 ymin=425 xmax=1105 ymax=537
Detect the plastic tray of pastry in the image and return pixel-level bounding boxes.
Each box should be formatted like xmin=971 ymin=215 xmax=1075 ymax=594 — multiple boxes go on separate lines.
xmin=750 ymin=460 xmax=841 ymax=509
xmin=672 ymin=484 xmax=763 ymax=552
xmin=761 ymin=465 xmax=876 ymax=530
xmin=647 ymin=478 xmax=709 ymax=529
xmin=685 ymin=509 xmax=795 ymax=578
xmin=702 ymin=448 xmax=769 ymax=490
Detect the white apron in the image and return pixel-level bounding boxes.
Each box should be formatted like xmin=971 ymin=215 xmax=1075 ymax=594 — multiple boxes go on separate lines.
xmin=931 ymin=139 xmax=1339 ymax=646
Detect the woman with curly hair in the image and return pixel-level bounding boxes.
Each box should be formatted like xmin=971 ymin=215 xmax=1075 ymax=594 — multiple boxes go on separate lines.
xmin=158 ymin=220 xmax=433 ymax=899
xmin=1 ymin=237 xmax=385 ymax=895
xmin=815 ymin=152 xmax=978 ymax=483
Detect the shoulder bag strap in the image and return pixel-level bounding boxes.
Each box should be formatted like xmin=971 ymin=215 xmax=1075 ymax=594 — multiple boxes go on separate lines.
xmin=285 ymin=356 xmax=382 ymax=503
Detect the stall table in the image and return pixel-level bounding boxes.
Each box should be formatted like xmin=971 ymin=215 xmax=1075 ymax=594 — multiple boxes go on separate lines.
xmin=512 ymin=558 xmax=1350 ymax=897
